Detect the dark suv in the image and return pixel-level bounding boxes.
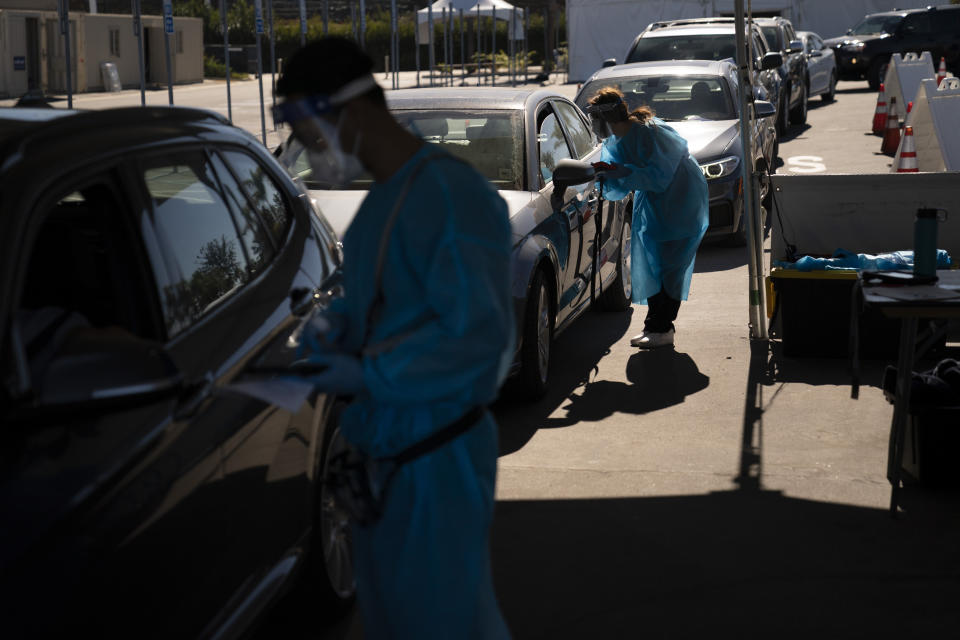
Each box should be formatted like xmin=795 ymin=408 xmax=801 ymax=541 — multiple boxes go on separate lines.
xmin=621 ymin=19 xmax=786 ymax=135
xmin=753 ymin=17 xmax=809 ymax=133
xmin=825 ymin=5 xmax=960 ymax=89
xmin=0 ymin=107 xmax=353 ymax=638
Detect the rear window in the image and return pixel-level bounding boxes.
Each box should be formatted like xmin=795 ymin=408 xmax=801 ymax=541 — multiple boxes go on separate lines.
xmin=578 ymin=75 xmax=736 ymax=122
xmin=627 ymin=33 xmax=738 ymax=64
xmin=849 ymin=15 xmax=903 ymax=36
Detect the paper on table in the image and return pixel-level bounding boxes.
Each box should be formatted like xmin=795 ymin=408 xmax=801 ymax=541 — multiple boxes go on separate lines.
xmin=870 ymin=285 xmax=960 ymax=302
xmin=224 ymin=378 xmax=315 ymax=413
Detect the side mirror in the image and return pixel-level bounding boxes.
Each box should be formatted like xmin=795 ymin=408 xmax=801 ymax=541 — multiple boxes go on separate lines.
xmin=845 ymin=28 xmax=852 ymax=35
xmin=761 ymin=52 xmax=783 ymax=70
xmin=752 ymin=100 xmax=776 ymax=119
xmin=550 ymin=159 xmax=596 ymax=211
xmin=21 ymin=331 xmax=182 ymax=419
xmin=787 ymin=39 xmax=803 ymax=53
xmin=602 ymin=58 xmax=617 ymax=68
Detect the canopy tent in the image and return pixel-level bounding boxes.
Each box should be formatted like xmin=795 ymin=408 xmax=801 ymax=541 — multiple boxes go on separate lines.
xmin=416 ymin=0 xmax=524 ymax=43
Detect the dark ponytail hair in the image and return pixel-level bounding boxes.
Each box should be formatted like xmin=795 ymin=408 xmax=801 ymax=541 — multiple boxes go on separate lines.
xmin=588 ymin=86 xmax=654 ymax=124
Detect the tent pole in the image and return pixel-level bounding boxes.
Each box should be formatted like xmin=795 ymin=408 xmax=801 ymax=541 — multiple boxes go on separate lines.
xmin=415 ymin=4 xmax=421 ymax=87
xmin=428 ymin=2 xmax=434 ymax=87
xmin=492 ymin=5 xmax=496 ymax=86
xmin=477 ymin=3 xmax=481 ymax=86
xmin=460 ymin=9 xmax=465 ymax=85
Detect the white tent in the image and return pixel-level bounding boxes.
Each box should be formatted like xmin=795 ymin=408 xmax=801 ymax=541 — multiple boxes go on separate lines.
xmin=416 ymin=0 xmax=524 ymax=43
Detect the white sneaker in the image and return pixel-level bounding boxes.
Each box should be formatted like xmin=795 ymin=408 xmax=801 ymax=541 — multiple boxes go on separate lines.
xmin=630 ymin=328 xmax=675 ymax=349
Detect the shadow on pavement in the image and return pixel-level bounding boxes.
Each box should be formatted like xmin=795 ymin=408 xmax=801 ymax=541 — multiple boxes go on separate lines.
xmin=694 ymin=243 xmax=749 ymax=272
xmin=492 ymin=338 xmax=960 ymax=638
xmin=779 ymin=122 xmax=812 ymax=143
xmin=494 ymin=308 xmax=634 ymax=456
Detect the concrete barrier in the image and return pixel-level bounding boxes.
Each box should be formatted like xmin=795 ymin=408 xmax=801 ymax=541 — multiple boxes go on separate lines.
xmin=883 ymin=52 xmax=936 ymax=121
xmin=769 ymin=173 xmax=960 ymax=263
xmin=893 ymin=77 xmax=960 ymax=173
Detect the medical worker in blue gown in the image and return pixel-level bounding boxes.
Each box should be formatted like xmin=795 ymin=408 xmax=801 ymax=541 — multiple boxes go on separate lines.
xmin=275 ymin=39 xmax=513 ymax=638
xmin=587 ymin=87 xmax=709 ymax=349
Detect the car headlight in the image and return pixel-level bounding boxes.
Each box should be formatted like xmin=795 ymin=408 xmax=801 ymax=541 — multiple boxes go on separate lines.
xmin=841 ymin=41 xmax=866 ymax=52
xmin=700 ymin=156 xmax=740 ymax=180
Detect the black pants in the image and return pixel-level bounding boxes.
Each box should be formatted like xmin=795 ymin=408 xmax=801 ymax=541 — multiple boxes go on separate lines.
xmin=643 ymin=288 xmax=681 ymax=333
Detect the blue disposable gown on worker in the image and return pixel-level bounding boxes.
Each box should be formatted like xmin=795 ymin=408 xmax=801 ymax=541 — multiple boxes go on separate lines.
xmin=600 ymin=118 xmax=709 ymax=303
xmin=325 ymin=144 xmax=514 ymax=639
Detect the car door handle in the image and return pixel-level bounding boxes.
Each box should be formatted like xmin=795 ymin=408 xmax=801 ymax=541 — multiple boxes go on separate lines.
xmin=174 ymin=372 xmax=214 ymax=420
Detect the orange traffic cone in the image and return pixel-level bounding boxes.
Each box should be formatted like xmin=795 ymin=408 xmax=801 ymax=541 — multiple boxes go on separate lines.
xmin=882 ymin=97 xmax=900 ymax=155
xmin=937 ymin=57 xmax=947 ymax=86
xmin=903 ymin=100 xmax=914 ymax=129
xmin=872 ymin=83 xmax=887 ymax=134
xmin=896 ymin=126 xmax=919 ymax=173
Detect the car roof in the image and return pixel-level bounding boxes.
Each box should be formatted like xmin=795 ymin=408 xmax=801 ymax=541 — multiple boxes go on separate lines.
xmin=642 ymin=24 xmax=741 ymax=37
xmin=386 ymin=87 xmax=565 ymax=111
xmin=586 ymin=59 xmax=734 ymax=83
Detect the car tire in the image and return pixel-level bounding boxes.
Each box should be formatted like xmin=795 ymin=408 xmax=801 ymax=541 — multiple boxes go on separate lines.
xmin=307 ymin=406 xmax=356 ymax=615
xmin=822 ymin=71 xmax=837 ymax=102
xmin=597 ymin=216 xmax=632 ymax=311
xmin=868 ymin=59 xmax=887 ymax=91
xmin=517 ymin=269 xmax=553 ymax=400
xmin=789 ymin=82 xmax=808 ymax=125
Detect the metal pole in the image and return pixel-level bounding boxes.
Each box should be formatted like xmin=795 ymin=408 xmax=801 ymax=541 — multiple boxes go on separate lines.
xmin=269 ymin=0 xmax=277 ymax=128
xmin=223 ymin=0 xmax=232 ymax=122
xmin=415 ymin=4 xmax=421 ymax=87
xmin=734 ymin=0 xmax=766 ymax=339
xmin=59 ymin=0 xmax=73 ymax=109
xmin=442 ymin=8 xmax=447 ymax=87
xmin=428 ymin=2 xmax=434 ymax=87
xmin=523 ymin=7 xmax=528 ymax=83
xmin=350 ymin=2 xmax=356 ymax=41
xmin=391 ymin=0 xmax=398 ymax=89
xmin=323 ymin=0 xmax=329 ymax=36
xmin=299 ymin=0 xmax=307 ymax=47
xmin=447 ymin=8 xmax=453 ymax=86
xmin=360 ymin=0 xmax=366 ymax=49
xmin=133 ymin=0 xmax=145 ymax=106
xmin=543 ymin=8 xmax=549 ymax=80
xmin=163 ymin=0 xmax=174 ymax=104
xmin=460 ymin=9 xmax=465 ymax=85
xmin=476 ymin=3 xmax=481 ymax=86
xmin=510 ymin=10 xmax=516 ymax=87
xmin=492 ymin=5 xmax=496 ymax=86
xmin=255 ymin=0 xmax=267 ymax=145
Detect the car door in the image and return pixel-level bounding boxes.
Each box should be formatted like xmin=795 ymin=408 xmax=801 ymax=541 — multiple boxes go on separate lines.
xmin=552 ymin=99 xmax=617 ymax=300
xmin=536 ymin=101 xmax=594 ymax=328
xmin=0 ymin=165 xmax=211 ymax=637
xmin=807 ymin=35 xmax=829 ymax=95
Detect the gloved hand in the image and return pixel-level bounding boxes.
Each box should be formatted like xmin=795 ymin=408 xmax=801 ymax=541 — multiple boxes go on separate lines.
xmin=591 ymin=161 xmax=616 ymax=172
xmin=591 ymin=161 xmax=631 ymax=179
xmin=296 ymin=351 xmax=365 ymax=395
xmin=297 ymin=311 xmax=346 ymax=359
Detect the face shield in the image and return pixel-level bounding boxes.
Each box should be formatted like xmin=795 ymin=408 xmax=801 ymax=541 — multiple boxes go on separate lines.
xmin=273 ymin=75 xmax=378 ymax=187
xmin=585 ymin=100 xmax=628 ymax=139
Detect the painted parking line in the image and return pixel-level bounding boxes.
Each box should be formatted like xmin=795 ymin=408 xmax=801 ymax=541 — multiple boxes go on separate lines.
xmin=785 ymin=155 xmax=827 ymax=173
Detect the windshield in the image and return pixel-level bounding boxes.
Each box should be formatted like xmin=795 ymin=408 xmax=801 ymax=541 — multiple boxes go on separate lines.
xmin=849 ymin=15 xmax=902 ymax=36
xmin=281 ymin=109 xmax=524 ymax=191
xmin=627 ymin=34 xmax=738 ymax=64
xmin=760 ymin=26 xmax=782 ymax=51
xmin=578 ymin=75 xmax=736 ymax=122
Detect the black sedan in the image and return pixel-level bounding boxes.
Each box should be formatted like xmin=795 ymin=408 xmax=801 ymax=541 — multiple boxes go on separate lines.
xmin=0 ymin=107 xmax=353 ymax=638
xmin=576 ymin=60 xmax=778 ymax=245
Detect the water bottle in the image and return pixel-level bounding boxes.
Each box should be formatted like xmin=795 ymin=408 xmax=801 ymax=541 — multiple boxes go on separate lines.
xmin=913 ymin=208 xmax=938 ymax=278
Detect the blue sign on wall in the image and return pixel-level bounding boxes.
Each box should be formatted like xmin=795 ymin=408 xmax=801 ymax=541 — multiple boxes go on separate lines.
xmin=13 ymin=56 xmax=25 ymax=71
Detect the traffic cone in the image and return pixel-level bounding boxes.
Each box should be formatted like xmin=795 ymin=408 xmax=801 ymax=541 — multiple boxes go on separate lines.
xmin=896 ymin=126 xmax=919 ymax=172
xmin=881 ymin=97 xmax=900 ymax=155
xmin=937 ymin=57 xmax=947 ymax=86
xmin=872 ymin=83 xmax=887 ymax=134
xmin=903 ymin=100 xmax=914 ymax=129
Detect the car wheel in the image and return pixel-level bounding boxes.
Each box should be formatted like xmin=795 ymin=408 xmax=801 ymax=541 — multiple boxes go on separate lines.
xmin=517 ymin=269 xmax=553 ymax=399
xmin=598 ymin=216 xmax=632 ymax=311
xmin=868 ymin=59 xmax=887 ymax=91
xmin=823 ymin=71 xmax=837 ymax=102
xmin=308 ymin=410 xmax=356 ymax=614
xmin=789 ymin=82 xmax=808 ymax=125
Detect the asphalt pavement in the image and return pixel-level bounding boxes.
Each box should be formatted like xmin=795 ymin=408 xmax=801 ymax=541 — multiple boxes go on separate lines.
xmin=12 ymin=75 xmax=958 ymax=638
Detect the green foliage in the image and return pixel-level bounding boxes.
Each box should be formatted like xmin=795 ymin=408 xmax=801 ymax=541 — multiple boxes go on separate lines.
xmin=204 ymin=55 xmax=249 ymax=80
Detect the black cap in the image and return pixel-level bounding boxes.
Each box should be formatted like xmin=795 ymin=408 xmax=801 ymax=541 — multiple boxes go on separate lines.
xmin=277 ymin=37 xmax=375 ymax=97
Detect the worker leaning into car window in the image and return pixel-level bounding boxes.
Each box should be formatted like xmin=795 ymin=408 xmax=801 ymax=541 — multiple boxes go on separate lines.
xmin=587 ymin=86 xmax=709 ymax=349
xmin=275 ymin=38 xmax=513 ymax=639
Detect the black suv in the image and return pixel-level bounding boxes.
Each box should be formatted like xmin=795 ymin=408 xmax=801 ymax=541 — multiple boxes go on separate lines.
xmin=825 ymin=4 xmax=960 ymax=89
xmin=620 ymin=19 xmax=786 ymax=135
xmin=0 ymin=107 xmax=353 ymax=638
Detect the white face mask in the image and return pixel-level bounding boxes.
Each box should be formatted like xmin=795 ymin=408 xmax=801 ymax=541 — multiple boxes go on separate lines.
xmin=307 ymin=112 xmax=365 ymax=187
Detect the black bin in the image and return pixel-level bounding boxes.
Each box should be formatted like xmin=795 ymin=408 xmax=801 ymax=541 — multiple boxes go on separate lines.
xmin=902 ymin=406 xmax=960 ymax=487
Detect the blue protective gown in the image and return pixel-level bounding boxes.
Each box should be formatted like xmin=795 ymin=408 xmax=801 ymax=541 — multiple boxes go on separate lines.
xmin=326 ymin=144 xmax=514 ymax=639
xmin=600 ymin=118 xmax=709 ymax=304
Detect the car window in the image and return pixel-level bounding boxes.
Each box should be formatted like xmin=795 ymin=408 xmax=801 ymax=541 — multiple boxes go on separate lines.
xmin=932 ymin=10 xmax=960 ymax=35
xmin=849 ymin=15 xmax=902 ymax=36
xmin=579 ymin=75 xmax=736 ymax=122
xmin=218 ymin=150 xmax=292 ymax=245
xmin=627 ymin=34 xmax=739 ymax=63
xmin=760 ymin=26 xmax=782 ymax=51
xmin=537 ymin=107 xmax=572 ymax=185
xmin=208 ymin=152 xmax=276 ymax=278
xmin=900 ymin=13 xmax=931 ymax=36
xmin=553 ymin=101 xmax=595 ymax=159
xmin=141 ymin=152 xmax=252 ymax=336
